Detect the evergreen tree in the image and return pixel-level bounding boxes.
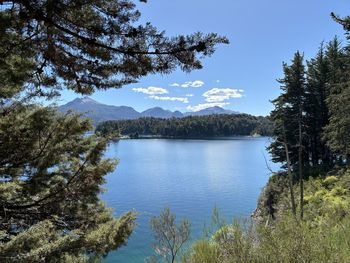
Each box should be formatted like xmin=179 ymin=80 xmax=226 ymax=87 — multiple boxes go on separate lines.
xmin=305 ymin=43 xmax=331 ymax=166
xmin=0 ymin=106 xmax=136 ymax=262
xmin=269 ymin=52 xmax=307 ymax=218
xmin=0 ymin=1 xmax=227 ymax=261
xmin=95 ymin=114 xmax=273 ymax=138
xmin=322 ymin=32 xmax=350 ymax=161
xmin=269 ymin=52 xmax=307 ymax=167
xmin=1 ymin=0 xmax=228 ymax=95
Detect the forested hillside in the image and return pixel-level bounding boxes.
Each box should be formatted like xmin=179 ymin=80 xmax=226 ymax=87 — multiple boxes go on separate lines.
xmin=179 ymin=13 xmax=350 ymax=263
xmin=95 ymin=114 xmax=272 ymax=138
xmin=2 ymin=0 xmax=350 ymax=262
xmin=0 ymin=0 xmax=227 ymax=261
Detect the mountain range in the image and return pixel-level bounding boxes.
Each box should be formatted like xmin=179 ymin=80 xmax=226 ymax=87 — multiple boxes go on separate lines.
xmin=58 ymin=97 xmax=239 ymax=123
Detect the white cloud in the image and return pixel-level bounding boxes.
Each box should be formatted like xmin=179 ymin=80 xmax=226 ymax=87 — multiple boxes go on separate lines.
xmin=132 ymin=86 xmax=168 ymax=95
xmin=216 ymin=80 xmax=220 ymax=83
xmin=185 ymin=94 xmax=194 ymax=97
xmin=187 ymin=102 xmax=229 ymax=112
xmin=149 ymin=95 xmax=189 ymax=104
xmin=181 ymin=80 xmax=204 ymax=88
xmin=203 ymin=88 xmax=243 ymax=102
xmin=169 ymin=80 xmax=204 ymax=88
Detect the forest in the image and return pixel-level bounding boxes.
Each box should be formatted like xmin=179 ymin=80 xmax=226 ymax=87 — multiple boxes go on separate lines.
xmin=2 ymin=0 xmax=350 ymax=262
xmin=178 ymin=14 xmax=350 ymax=263
xmin=0 ymin=0 xmax=227 ymax=262
xmin=95 ymin=114 xmax=273 ymax=138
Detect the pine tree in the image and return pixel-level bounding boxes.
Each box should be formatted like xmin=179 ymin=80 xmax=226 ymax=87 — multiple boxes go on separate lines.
xmin=305 ymin=43 xmax=332 ymax=166
xmin=269 ymin=52 xmax=307 ymax=218
xmin=0 ymin=106 xmax=136 ymax=262
xmin=0 ymin=1 xmax=227 ymax=261
xmin=1 ymin=0 xmax=228 ymax=95
xmin=269 ymin=52 xmax=307 ymax=166
xmin=322 ymin=33 xmax=350 ymax=161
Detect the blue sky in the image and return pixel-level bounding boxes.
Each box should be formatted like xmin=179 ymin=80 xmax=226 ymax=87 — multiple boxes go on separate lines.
xmin=58 ymin=0 xmax=350 ymax=116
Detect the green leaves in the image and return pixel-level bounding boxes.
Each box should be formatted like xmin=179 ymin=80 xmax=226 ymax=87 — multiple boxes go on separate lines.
xmin=1 ymin=0 xmax=228 ymax=95
xmin=95 ymin=115 xmax=273 ymax=138
xmin=0 ymin=106 xmax=136 ymax=261
xmin=269 ymin=52 xmax=307 ymax=166
xmin=269 ymin=36 xmax=350 ymax=168
xmin=0 ymin=1 xmax=228 ymax=261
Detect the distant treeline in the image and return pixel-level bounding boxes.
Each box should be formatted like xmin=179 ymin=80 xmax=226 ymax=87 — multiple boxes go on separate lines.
xmin=95 ymin=114 xmax=273 ymax=138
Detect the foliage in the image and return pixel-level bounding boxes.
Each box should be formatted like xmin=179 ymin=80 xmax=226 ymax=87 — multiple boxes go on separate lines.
xmin=303 ymin=170 xmax=350 ymax=223
xmin=269 ymin=36 xmax=350 ymax=170
xmin=253 ymin=172 xmax=290 ymax=222
xmin=1 ymin=0 xmax=228 ymax=94
xmin=269 ymin=51 xmax=308 ymax=218
xmin=305 ymin=43 xmax=332 ymax=166
xmin=1 ymin=0 xmax=226 ymax=261
xmin=184 ymin=169 xmax=350 ymax=263
xmin=0 ymin=105 xmax=137 ymax=262
xmin=150 ymin=208 xmax=191 ymax=263
xmin=183 ymin=12 xmax=350 ymax=263
xmin=182 ymin=240 xmax=220 ymax=263
xmin=96 ymin=114 xmax=273 ymax=138
xmin=269 ymin=52 xmax=307 ymax=166
xmin=268 ymin=17 xmax=350 ymax=220
xmin=321 ymin=37 xmax=350 ymax=160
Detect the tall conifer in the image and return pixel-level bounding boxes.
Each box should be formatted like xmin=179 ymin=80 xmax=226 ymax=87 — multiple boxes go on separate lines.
xmin=0 ymin=1 xmax=227 ymax=261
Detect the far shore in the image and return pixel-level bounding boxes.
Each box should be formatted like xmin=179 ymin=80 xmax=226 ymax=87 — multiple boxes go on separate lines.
xmin=118 ymin=133 xmax=265 ymax=140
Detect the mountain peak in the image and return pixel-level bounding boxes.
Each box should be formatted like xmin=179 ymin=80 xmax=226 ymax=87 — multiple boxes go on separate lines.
xmin=210 ymin=106 xmax=223 ymax=109
xmin=201 ymin=106 xmax=225 ymax=111
xmin=72 ymin=97 xmax=99 ymax=104
xmin=156 ymin=106 xmax=167 ymax=110
xmin=141 ymin=106 xmax=178 ymax=118
xmin=59 ymin=97 xmax=239 ymax=124
xmin=145 ymin=106 xmax=164 ymax=111
xmin=186 ymin=106 xmax=238 ymax=116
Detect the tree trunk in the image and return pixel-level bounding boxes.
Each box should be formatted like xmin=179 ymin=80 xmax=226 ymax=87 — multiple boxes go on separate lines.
xmin=298 ymin=109 xmax=304 ymax=220
xmin=284 ymin=141 xmax=296 ymax=217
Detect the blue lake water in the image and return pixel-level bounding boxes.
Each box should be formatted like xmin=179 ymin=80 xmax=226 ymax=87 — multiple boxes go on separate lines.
xmin=102 ymin=137 xmax=277 ymax=262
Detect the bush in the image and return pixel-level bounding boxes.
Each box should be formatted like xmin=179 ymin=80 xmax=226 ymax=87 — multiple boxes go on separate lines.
xmin=184 ymin=169 xmax=350 ymax=263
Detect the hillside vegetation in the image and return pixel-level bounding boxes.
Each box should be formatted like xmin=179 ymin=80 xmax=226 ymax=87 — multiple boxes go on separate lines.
xmin=0 ymin=0 xmax=227 ymax=261
xmin=182 ymin=168 xmax=350 ymax=263
xmin=176 ymin=14 xmax=350 ymax=263
xmin=96 ymin=114 xmax=272 ymax=138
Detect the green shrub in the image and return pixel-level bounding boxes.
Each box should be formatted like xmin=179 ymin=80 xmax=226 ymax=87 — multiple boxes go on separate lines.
xmin=184 ymin=169 xmax=350 ymax=263
xmin=182 ymin=240 xmax=220 ymax=263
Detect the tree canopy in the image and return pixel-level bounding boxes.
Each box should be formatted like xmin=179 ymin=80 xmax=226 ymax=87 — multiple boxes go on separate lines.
xmin=268 ymin=13 xmax=350 ymax=222
xmin=1 ymin=0 xmax=228 ymax=95
xmin=0 ymin=1 xmax=227 ymax=261
xmin=269 ymin=35 xmax=350 ymax=170
xmin=95 ymin=114 xmax=273 ymax=138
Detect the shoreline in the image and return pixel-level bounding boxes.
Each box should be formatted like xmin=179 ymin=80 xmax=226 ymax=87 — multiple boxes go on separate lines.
xmin=118 ymin=134 xmax=265 ymax=140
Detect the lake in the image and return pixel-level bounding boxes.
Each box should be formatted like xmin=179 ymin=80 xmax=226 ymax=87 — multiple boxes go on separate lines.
xmin=102 ymin=137 xmax=278 ymax=262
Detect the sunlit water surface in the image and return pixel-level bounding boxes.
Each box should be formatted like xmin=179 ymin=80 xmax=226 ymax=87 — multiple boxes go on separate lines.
xmin=101 ymin=137 xmax=278 ymax=262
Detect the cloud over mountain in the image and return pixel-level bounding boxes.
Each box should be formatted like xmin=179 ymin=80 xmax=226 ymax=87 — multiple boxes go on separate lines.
xmin=132 ymin=86 xmax=168 ymax=95
xmin=203 ymin=88 xmax=243 ymax=102
xmin=59 ymin=97 xmax=240 ymax=124
xmin=149 ymin=95 xmax=189 ymax=103
xmin=187 ymin=102 xmax=230 ymax=112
